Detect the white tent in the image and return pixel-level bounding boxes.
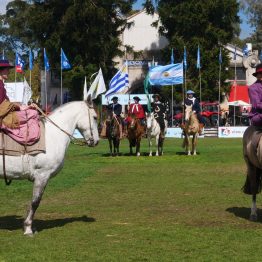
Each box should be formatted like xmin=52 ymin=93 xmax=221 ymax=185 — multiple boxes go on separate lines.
xmin=228 ymin=100 xmax=251 ymax=107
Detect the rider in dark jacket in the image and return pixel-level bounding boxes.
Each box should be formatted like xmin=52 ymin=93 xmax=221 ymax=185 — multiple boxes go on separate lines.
xmin=151 ymin=94 xmax=167 ymax=138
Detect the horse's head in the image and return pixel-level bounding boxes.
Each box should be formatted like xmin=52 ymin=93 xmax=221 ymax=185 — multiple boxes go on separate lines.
xmin=185 ymin=104 xmax=193 ymax=122
xmin=129 ymin=114 xmax=138 ymax=129
xmin=77 ymin=95 xmax=99 ymax=147
xmin=146 ymin=112 xmax=154 ymax=129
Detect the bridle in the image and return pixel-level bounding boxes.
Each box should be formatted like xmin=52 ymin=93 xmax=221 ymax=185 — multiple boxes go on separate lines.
xmin=35 ymin=103 xmax=95 ymax=146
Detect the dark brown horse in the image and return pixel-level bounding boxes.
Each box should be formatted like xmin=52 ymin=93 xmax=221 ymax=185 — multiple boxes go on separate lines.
xmin=127 ymin=114 xmax=145 ymax=156
xmin=106 ymin=114 xmax=121 ymax=156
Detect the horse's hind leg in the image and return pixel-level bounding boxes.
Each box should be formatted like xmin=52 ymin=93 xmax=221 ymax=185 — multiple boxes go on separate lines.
xmin=192 ymin=134 xmax=198 ymax=155
xmin=250 ymin=194 xmax=257 ymax=221
xmin=148 ymin=137 xmax=152 ymax=156
xmin=109 ymin=139 xmax=113 ymax=156
xmin=155 ymin=135 xmax=159 ymax=156
xmin=136 ymin=139 xmax=141 ymax=157
xmin=24 ymin=177 xmax=48 ymax=235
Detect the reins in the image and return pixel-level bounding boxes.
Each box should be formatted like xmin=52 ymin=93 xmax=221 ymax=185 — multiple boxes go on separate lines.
xmin=35 ymin=104 xmax=94 ymax=146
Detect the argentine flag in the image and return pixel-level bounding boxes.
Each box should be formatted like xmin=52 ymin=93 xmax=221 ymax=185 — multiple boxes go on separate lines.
xmin=149 ymin=62 xmax=183 ymax=86
xmin=105 ymin=62 xmax=129 ymax=97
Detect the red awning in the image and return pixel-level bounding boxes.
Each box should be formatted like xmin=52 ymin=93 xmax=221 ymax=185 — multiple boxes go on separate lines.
xmin=228 ymin=85 xmax=249 ymax=104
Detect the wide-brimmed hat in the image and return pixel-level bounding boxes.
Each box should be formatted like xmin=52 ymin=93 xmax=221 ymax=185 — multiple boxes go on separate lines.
xmin=186 ymin=90 xmax=195 ymax=94
xmin=111 ymin=96 xmax=118 ymax=101
xmin=133 ymin=96 xmax=140 ymax=101
xmin=253 ymin=64 xmax=262 ymax=77
xmin=152 ymin=94 xmax=161 ymax=99
xmin=0 ymin=60 xmax=14 ymax=70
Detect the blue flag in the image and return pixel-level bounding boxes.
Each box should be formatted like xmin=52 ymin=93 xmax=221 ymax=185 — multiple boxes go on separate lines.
xmin=170 ymin=48 xmax=174 ymax=64
xmin=260 ymin=51 xmax=262 ymax=62
xmin=61 ymin=48 xmax=71 ymax=70
xmin=234 ymin=46 xmax=237 ymax=60
xmin=149 ymin=62 xmax=183 ymax=86
xmin=44 ymin=48 xmax=50 ymax=71
xmin=183 ymin=46 xmax=187 ymax=70
xmin=242 ymin=44 xmax=249 ymax=56
xmin=29 ymin=49 xmax=33 ymax=71
xmin=197 ymin=45 xmax=201 ymax=69
xmin=15 ymin=53 xmax=25 ymax=73
xmin=219 ymin=47 xmax=222 ymax=64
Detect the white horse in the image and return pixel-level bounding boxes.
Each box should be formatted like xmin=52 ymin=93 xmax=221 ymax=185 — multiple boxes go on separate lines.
xmin=0 ymin=95 xmax=99 ymax=235
xmin=146 ymin=112 xmax=167 ymax=156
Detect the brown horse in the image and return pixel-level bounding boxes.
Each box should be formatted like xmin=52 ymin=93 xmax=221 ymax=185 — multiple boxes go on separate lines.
xmin=106 ymin=114 xmax=121 ymax=156
xmin=127 ymin=114 xmax=144 ymax=156
xmin=242 ymin=126 xmax=262 ymax=221
xmin=182 ymin=104 xmax=200 ymax=155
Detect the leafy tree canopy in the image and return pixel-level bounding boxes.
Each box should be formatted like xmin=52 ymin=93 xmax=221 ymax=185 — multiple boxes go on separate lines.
xmin=145 ymin=0 xmax=240 ymax=101
xmin=0 ymin=0 xmax=135 ymax=100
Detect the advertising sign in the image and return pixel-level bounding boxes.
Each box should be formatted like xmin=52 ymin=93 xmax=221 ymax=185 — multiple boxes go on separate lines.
xmin=218 ymin=126 xmax=248 ymax=138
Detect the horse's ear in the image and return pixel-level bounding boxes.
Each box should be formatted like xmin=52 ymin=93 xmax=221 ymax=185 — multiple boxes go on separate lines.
xmin=86 ymin=94 xmax=93 ymax=107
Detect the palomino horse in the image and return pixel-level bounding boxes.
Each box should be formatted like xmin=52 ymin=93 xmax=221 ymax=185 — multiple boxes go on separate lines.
xmin=106 ymin=114 xmax=121 ymax=156
xmin=242 ymin=126 xmax=262 ymax=221
xmin=1 ymin=95 xmax=99 ymax=235
xmin=183 ymin=104 xmax=200 ymax=155
xmin=127 ymin=114 xmax=144 ymax=156
xmin=146 ymin=112 xmax=166 ymax=156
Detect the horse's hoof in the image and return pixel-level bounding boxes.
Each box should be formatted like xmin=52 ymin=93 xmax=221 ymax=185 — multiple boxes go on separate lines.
xmin=250 ymin=214 xmax=258 ymax=222
xmin=24 ymin=228 xmax=34 ymax=236
xmin=149 ymin=154 xmax=152 ymax=157
xmin=137 ymin=153 xmax=140 ymax=157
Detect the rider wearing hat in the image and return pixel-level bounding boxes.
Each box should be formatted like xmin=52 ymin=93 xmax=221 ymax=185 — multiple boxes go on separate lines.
xmin=126 ymin=96 xmax=145 ymax=125
xmin=248 ymin=63 xmax=262 ymax=126
xmin=184 ymin=90 xmax=205 ymax=133
xmin=151 ymin=94 xmax=167 ymax=138
xmin=101 ymin=96 xmax=124 ymax=137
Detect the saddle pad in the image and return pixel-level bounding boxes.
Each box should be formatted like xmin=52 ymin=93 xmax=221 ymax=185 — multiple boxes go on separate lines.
xmin=0 ymin=121 xmax=46 ymax=156
xmin=251 ymin=126 xmax=262 ymax=152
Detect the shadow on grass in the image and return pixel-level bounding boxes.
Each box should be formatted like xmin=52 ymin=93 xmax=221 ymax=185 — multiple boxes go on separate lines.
xmin=0 ymin=215 xmax=95 ymax=232
xmin=226 ymin=207 xmax=262 ymax=223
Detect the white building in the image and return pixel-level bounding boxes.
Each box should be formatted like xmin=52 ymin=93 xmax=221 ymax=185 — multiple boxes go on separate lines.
xmin=117 ymin=9 xmax=168 ymax=92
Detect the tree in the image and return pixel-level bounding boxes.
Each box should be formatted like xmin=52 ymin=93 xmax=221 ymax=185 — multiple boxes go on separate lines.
xmin=241 ymin=0 xmax=262 ymax=50
xmin=0 ymin=0 xmax=135 ymax=100
xmin=144 ymin=0 xmax=240 ymax=101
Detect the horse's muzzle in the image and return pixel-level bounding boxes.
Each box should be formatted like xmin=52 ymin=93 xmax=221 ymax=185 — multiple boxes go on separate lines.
xmin=86 ymin=138 xmax=99 ymax=147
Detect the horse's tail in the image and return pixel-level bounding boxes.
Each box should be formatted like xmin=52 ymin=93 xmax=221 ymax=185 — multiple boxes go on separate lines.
xmin=242 ymin=168 xmax=262 ymax=195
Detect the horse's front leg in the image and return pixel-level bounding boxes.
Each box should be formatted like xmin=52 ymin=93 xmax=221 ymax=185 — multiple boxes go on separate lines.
xmin=250 ymin=194 xmax=257 ymax=221
xmin=24 ymin=176 xmax=48 ymax=235
xmin=148 ymin=134 xmax=152 ymax=156
xmin=155 ymin=135 xmax=159 ymax=156
xmin=185 ymin=135 xmax=190 ymax=155
xmin=136 ymin=139 xmax=141 ymax=157
xmin=192 ymin=134 xmax=198 ymax=155
xmin=108 ymin=139 xmax=113 ymax=156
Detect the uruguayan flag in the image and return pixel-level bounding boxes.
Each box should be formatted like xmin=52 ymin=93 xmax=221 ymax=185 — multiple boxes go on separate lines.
xmin=105 ymin=62 xmax=129 ymax=97
xmin=149 ymin=62 xmax=183 ymax=86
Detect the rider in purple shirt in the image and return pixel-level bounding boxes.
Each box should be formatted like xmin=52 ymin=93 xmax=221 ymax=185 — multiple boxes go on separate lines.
xmin=0 ymin=60 xmax=14 ymax=103
xmin=248 ymin=64 xmax=262 ymax=126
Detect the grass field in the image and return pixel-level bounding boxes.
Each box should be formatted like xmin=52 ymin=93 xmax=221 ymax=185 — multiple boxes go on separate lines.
xmin=0 ymin=137 xmax=260 ymax=261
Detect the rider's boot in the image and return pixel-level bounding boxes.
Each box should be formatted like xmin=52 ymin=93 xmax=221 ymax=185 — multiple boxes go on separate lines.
xmin=199 ymin=123 xmax=204 ymax=135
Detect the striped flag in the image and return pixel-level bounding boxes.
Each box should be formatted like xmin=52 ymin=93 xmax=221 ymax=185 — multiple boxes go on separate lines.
xmin=105 ymin=61 xmax=129 ymax=98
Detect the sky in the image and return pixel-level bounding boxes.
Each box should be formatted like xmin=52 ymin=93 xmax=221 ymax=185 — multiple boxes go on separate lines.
xmin=0 ymin=0 xmax=254 ymax=40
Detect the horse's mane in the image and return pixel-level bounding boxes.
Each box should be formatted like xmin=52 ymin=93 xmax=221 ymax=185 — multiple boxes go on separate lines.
xmin=48 ymin=101 xmax=80 ymax=116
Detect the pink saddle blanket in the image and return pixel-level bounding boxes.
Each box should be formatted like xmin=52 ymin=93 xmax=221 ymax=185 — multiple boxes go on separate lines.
xmin=2 ymin=109 xmax=40 ymax=145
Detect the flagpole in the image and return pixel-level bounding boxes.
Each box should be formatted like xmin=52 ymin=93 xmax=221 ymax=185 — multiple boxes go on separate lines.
xmin=182 ymin=65 xmax=185 ymax=125
xmin=234 ymin=48 xmax=237 ymax=126
xmin=218 ymin=62 xmax=221 ymax=127
xmin=45 ymin=68 xmax=47 ymax=112
xmin=60 ymin=48 xmax=63 ymax=105
xmin=199 ymin=67 xmax=202 ymax=112
xmin=171 ymin=85 xmax=174 ymax=126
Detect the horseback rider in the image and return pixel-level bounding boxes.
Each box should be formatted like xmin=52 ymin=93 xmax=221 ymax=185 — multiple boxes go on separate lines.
xmin=184 ymin=90 xmax=205 ymax=134
xmin=248 ymin=63 xmax=262 ymax=126
xmin=151 ymin=94 xmax=167 ymax=139
xmin=127 ymin=96 xmax=145 ymax=125
xmin=101 ymin=96 xmax=123 ymax=138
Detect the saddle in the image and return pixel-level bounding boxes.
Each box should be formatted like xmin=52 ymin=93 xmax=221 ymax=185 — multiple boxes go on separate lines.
xmin=0 ymin=120 xmax=46 ymax=156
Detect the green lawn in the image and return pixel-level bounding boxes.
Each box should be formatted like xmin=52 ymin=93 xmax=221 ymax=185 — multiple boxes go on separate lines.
xmin=0 ymin=138 xmax=259 ymax=261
